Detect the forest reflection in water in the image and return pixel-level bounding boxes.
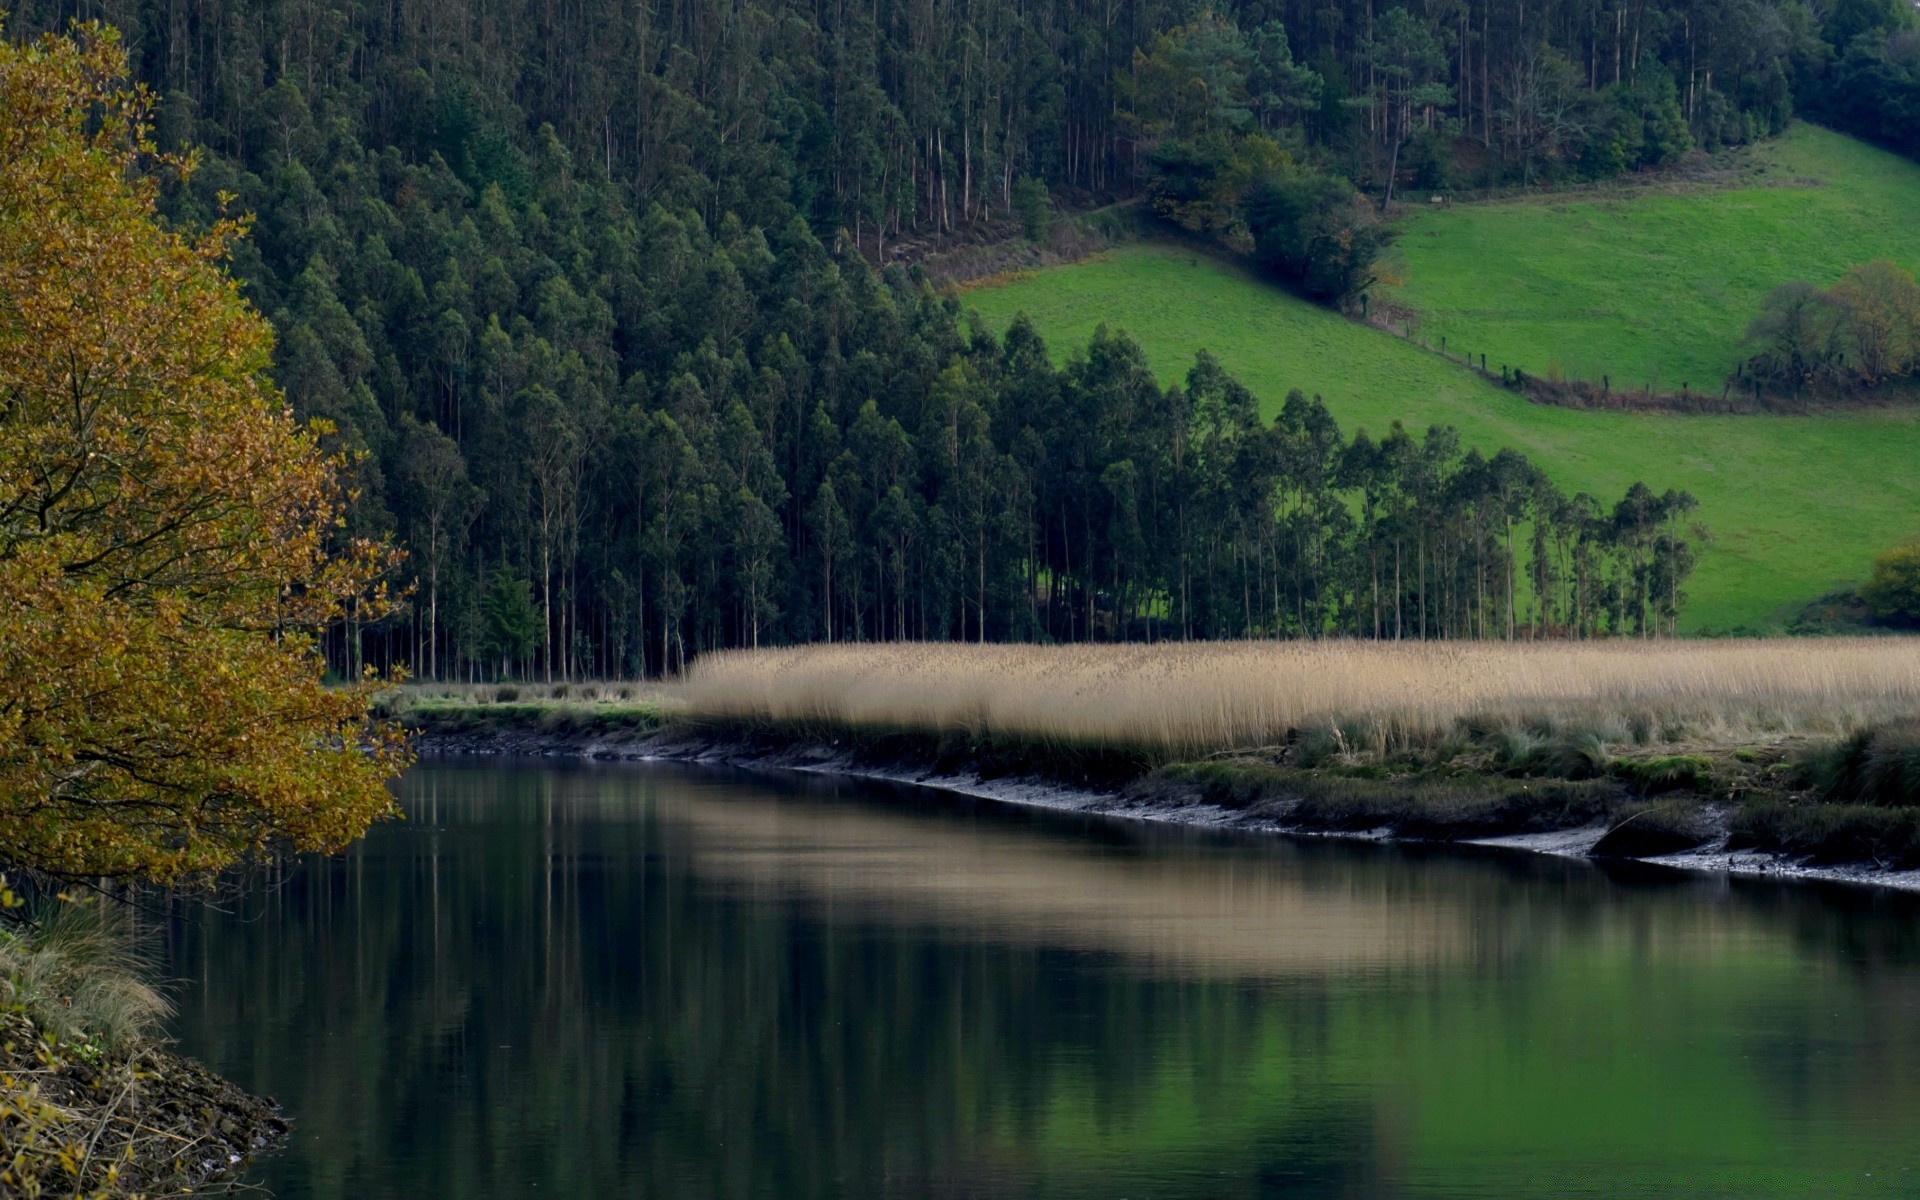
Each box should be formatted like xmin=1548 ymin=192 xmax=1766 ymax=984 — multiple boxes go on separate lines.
xmin=162 ymin=761 xmax=1920 ymax=1199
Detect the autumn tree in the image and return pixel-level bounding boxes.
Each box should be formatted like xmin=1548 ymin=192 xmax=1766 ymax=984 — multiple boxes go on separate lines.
xmin=0 ymin=23 xmax=407 ymax=885
xmin=1741 ymin=264 xmax=1920 ymax=390
xmin=1830 ymin=259 xmax=1920 ymax=381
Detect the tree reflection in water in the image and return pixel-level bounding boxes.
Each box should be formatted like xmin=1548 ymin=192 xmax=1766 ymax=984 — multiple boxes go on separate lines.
xmin=161 ymin=762 xmax=1920 ymax=1199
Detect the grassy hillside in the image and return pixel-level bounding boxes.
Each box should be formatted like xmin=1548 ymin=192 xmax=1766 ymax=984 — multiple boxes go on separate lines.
xmin=1382 ymin=124 xmax=1920 ymax=389
xmin=963 ymin=241 xmax=1920 ymax=634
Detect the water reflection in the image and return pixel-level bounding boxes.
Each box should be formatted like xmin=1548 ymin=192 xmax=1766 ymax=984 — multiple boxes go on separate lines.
xmin=161 ymin=761 xmax=1920 ymax=1199
xmin=675 ymin=781 xmax=1474 ymax=974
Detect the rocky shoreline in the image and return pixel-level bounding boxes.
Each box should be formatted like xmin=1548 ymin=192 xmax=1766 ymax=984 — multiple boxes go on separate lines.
xmin=409 ymin=719 xmax=1920 ymax=895
xmin=0 ymin=1011 xmax=287 ymax=1196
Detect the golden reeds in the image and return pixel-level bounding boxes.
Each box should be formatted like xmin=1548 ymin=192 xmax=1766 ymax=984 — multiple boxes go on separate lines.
xmin=682 ymin=639 xmax=1920 ymax=754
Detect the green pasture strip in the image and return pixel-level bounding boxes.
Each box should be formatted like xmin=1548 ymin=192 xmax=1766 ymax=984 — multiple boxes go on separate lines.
xmin=1384 ymin=124 xmax=1920 ymax=388
xmin=964 ymin=239 xmax=1920 ymax=632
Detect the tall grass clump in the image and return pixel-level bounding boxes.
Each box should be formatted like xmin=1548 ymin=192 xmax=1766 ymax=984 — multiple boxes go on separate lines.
xmin=1796 ymin=722 xmax=1920 ymax=806
xmin=0 ymin=903 xmax=170 ymax=1053
xmin=0 ymin=891 xmax=286 ymax=1199
xmin=683 ymin=639 xmax=1920 ymax=756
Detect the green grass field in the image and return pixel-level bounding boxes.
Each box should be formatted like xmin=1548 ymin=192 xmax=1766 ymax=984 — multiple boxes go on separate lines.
xmin=1383 ymin=123 xmax=1920 ymax=389
xmin=964 ymin=241 xmax=1920 ymax=634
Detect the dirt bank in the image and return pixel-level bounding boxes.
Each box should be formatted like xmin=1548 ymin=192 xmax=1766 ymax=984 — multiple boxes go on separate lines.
xmin=1 ymin=1011 xmax=287 ymax=1195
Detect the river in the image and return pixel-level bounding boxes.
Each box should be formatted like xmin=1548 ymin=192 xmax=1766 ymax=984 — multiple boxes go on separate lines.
xmin=161 ymin=760 xmax=1920 ymax=1198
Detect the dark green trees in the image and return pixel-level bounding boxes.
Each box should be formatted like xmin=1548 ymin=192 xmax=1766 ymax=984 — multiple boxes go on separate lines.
xmin=481 ymin=573 xmax=542 ymax=678
xmin=414 ymin=253 xmax=1706 ymax=673
xmin=0 ymin=0 xmax=1748 ymax=675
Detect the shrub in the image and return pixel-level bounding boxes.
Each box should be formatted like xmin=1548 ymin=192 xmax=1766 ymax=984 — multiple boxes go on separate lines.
xmin=1798 ymin=724 xmax=1920 ymax=805
xmin=1862 ymin=540 xmax=1920 ymax=627
xmin=1401 ymin=127 xmax=1456 ymax=192
xmin=1739 ymin=280 xmax=1845 ymax=390
xmin=1538 ymin=731 xmax=1612 ymax=779
xmin=1242 ymin=164 xmax=1390 ymax=306
xmin=1154 ymin=762 xmax=1620 ymax=838
xmin=0 ymin=907 xmax=283 ymax=1199
xmin=1292 ymin=723 xmax=1346 ymax=767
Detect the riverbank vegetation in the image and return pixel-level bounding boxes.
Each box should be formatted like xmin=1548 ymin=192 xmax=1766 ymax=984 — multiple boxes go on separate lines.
xmin=1 ymin=893 xmax=286 ymax=1197
xmin=381 ymin=682 xmax=668 ymax=739
xmin=673 ymin=640 xmax=1920 ymax=867
xmin=682 ymin=641 xmax=1920 ymax=755
xmin=395 ymin=639 xmax=1920 ymax=871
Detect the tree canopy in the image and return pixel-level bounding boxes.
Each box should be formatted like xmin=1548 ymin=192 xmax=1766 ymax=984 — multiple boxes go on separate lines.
xmin=0 ymin=22 xmax=407 ymax=884
xmin=0 ymin=0 xmax=1794 ymax=682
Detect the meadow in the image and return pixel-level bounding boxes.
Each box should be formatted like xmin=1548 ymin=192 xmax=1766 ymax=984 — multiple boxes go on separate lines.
xmin=1384 ymin=124 xmax=1920 ymax=389
xmin=964 ymin=244 xmax=1920 ymax=634
xmin=682 ymin=640 xmax=1920 ymax=755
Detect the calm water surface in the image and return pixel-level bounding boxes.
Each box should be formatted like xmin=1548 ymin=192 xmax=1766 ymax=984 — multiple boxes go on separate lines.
xmin=161 ymin=761 xmax=1920 ymax=1198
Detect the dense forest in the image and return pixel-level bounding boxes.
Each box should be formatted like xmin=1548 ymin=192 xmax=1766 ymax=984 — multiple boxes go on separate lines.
xmin=5 ymin=0 xmax=1897 ymax=676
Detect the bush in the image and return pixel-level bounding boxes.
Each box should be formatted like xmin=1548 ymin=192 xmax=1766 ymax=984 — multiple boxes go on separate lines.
xmin=1401 ymin=127 xmax=1456 ymax=192
xmin=1861 ymin=540 xmax=1920 ymax=626
xmin=1540 ymin=731 xmax=1613 ymax=779
xmin=1155 ymin=761 xmax=1620 ymax=839
xmin=1626 ymin=70 xmax=1693 ymax=167
xmin=1739 ymin=280 xmax=1846 ymax=390
xmin=1798 ymin=724 xmax=1920 ymax=805
xmin=0 ymin=911 xmax=284 ymax=1200
xmin=1242 ymin=164 xmax=1390 ymax=306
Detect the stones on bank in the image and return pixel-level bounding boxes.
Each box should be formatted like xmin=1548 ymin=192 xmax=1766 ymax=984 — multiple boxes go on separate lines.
xmin=1 ymin=1010 xmax=287 ymax=1195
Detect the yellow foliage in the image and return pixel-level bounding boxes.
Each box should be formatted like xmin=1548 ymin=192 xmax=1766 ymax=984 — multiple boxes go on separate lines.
xmin=0 ymin=23 xmax=409 ymax=884
xmin=1830 ymin=259 xmax=1920 ymax=381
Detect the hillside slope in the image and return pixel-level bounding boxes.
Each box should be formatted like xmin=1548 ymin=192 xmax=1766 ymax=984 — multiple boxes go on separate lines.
xmin=1383 ymin=124 xmax=1920 ymax=389
xmin=964 ymin=242 xmax=1920 ymax=634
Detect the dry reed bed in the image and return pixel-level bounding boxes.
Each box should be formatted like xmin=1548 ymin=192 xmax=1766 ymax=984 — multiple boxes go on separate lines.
xmin=682 ymin=640 xmax=1920 ymax=753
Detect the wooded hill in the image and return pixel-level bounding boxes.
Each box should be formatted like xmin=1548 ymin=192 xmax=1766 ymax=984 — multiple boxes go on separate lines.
xmin=7 ymin=0 xmax=1911 ymax=234
xmin=1 ymin=0 xmax=1908 ymax=675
